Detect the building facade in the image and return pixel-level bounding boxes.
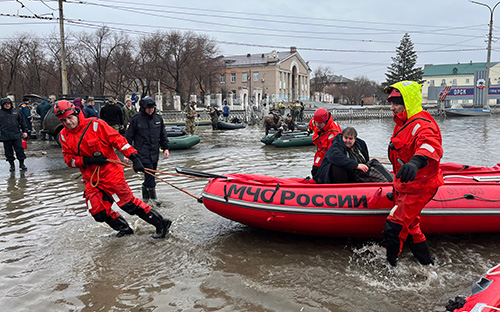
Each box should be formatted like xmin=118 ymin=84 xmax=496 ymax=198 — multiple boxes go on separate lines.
xmin=218 ymin=46 xmax=311 ymax=107
xmin=422 ymin=61 xmax=500 ymax=106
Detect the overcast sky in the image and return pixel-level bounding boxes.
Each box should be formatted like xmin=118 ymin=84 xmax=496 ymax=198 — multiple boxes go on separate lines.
xmin=2 ymin=0 xmax=500 ymax=83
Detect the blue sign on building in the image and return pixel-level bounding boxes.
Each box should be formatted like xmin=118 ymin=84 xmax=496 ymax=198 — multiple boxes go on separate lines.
xmin=446 ymin=87 xmax=474 ymax=96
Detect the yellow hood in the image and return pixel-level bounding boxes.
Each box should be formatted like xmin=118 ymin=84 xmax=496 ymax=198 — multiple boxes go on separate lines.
xmin=390 ymin=81 xmax=422 ymax=118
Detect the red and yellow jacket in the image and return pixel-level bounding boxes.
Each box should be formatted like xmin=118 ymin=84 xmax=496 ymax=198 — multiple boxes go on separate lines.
xmin=388 ymin=81 xmax=444 ymax=193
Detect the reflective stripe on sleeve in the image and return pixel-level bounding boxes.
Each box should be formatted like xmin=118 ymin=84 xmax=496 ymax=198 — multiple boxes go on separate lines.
xmin=93 ymin=121 xmax=98 ymax=132
xmin=121 ymin=143 xmax=131 ymax=151
xmin=61 ymin=133 xmax=66 ymax=142
xmin=411 ymin=123 xmax=421 ymax=136
xmin=71 ymin=159 xmax=76 ymax=167
xmin=420 ymin=143 xmax=435 ymax=153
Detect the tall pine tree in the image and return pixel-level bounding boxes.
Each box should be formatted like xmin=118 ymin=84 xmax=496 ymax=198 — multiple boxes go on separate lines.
xmin=385 ymin=33 xmax=423 ymax=85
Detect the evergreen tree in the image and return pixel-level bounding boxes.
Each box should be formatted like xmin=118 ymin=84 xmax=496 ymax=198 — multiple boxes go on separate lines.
xmin=385 ymin=33 xmax=423 ymax=85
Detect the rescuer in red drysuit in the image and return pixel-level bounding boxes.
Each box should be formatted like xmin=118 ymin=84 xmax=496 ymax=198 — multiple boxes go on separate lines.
xmin=308 ymin=108 xmax=342 ymax=178
xmin=384 ymin=81 xmax=443 ymax=266
xmin=55 ymin=100 xmax=172 ymax=238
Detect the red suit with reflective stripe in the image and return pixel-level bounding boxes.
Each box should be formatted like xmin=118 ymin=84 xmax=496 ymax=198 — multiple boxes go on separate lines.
xmin=387 ymin=96 xmax=443 ymax=255
xmin=308 ymin=117 xmax=342 ymax=168
xmin=60 ymin=112 xmax=151 ymax=220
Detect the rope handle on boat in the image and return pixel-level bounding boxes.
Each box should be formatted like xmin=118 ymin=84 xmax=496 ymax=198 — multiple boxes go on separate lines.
xmin=106 ymin=159 xmax=203 ymax=202
xmin=432 ymin=194 xmax=500 ymax=202
xmin=486 ymin=263 xmax=500 ymax=276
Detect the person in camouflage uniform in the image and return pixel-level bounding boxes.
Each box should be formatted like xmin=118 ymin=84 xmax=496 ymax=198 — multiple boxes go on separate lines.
xmin=207 ymin=105 xmax=219 ymax=130
xmin=185 ymin=101 xmax=197 ymax=135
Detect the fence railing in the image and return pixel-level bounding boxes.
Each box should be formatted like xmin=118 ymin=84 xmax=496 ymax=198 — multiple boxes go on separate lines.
xmin=160 ymin=107 xmax=443 ymax=123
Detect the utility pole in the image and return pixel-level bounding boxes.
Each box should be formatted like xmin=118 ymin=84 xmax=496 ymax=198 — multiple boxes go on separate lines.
xmin=58 ymin=0 xmax=69 ymax=94
xmin=471 ymin=1 xmax=500 ymax=108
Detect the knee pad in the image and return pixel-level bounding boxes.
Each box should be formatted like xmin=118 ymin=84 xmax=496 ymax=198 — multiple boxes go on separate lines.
xmin=121 ymin=201 xmax=140 ymax=215
xmin=92 ymin=210 xmax=108 ymax=223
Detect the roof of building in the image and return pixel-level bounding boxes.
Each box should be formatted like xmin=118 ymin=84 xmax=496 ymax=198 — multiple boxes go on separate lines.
xmin=422 ymin=62 xmax=499 ymax=76
xmin=222 ymin=49 xmax=311 ymax=71
xmin=310 ymin=74 xmax=352 ymax=84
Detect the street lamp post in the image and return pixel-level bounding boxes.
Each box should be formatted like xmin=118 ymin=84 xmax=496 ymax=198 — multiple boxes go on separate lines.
xmin=471 ymin=1 xmax=500 ymax=108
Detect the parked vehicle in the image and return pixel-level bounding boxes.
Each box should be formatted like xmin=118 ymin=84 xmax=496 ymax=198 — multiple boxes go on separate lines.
xmin=42 ymin=95 xmax=124 ymax=146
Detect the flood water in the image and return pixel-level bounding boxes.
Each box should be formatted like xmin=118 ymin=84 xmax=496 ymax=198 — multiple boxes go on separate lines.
xmin=1 ymin=114 xmax=500 ymax=312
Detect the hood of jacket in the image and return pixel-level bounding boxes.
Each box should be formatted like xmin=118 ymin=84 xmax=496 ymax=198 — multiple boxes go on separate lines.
xmin=390 ymin=80 xmax=422 ymax=119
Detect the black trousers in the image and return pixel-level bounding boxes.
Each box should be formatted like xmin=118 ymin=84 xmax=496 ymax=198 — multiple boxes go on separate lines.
xmin=142 ymin=160 xmax=158 ymax=188
xmin=329 ymin=165 xmax=354 ymax=183
xmin=3 ymin=139 xmax=26 ymax=162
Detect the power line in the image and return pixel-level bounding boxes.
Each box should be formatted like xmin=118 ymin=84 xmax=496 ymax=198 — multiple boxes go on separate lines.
xmin=65 ymin=0 xmax=487 ymax=40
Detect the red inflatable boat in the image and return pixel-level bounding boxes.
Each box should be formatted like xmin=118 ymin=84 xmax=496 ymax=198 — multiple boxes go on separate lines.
xmin=447 ymin=263 xmax=500 ymax=312
xmin=181 ymin=162 xmax=500 ymax=237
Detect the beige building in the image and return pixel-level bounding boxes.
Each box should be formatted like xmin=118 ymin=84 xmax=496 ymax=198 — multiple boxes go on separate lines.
xmin=218 ymin=46 xmax=311 ymax=107
xmin=422 ymin=61 xmax=500 ymax=105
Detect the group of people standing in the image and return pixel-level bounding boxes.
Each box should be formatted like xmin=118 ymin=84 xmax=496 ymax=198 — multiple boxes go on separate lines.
xmin=308 ymin=80 xmax=443 ymax=267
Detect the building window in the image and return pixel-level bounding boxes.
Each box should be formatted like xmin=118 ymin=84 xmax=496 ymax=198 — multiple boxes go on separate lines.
xmin=466 ymin=78 xmax=470 ymax=84
xmin=253 ymin=72 xmax=259 ymax=81
xmin=279 ymin=72 xmax=282 ymax=89
xmin=242 ymin=72 xmax=248 ymax=83
xmin=231 ymin=73 xmax=236 ymax=83
xmin=452 ymin=79 xmax=457 ymax=86
xmin=430 ymin=80 xmax=435 ymax=86
xmin=220 ymin=74 xmax=226 ymax=83
xmin=441 ymin=79 xmax=446 ymax=86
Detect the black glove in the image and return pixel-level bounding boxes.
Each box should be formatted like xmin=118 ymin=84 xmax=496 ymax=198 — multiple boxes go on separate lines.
xmin=83 ymin=151 xmax=107 ymax=166
xmin=396 ymin=155 xmax=427 ymax=183
xmin=128 ymin=153 xmax=145 ymax=173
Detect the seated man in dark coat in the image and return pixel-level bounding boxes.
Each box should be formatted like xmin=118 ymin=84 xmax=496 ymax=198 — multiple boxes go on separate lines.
xmin=314 ymin=127 xmax=392 ymax=184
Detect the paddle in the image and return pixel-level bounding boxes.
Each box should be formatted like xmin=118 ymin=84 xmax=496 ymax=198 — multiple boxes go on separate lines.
xmin=175 ymin=167 xmax=228 ymax=179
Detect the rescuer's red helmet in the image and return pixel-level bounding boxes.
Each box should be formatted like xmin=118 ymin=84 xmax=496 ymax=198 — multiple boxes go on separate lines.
xmin=313 ymin=108 xmax=329 ymax=123
xmin=54 ymin=100 xmax=75 ymax=120
xmin=387 ymin=88 xmax=404 ymax=105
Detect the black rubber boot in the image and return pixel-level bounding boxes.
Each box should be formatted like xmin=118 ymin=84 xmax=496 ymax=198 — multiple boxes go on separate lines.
xmin=142 ymin=185 xmax=150 ymax=201
xmin=105 ymin=215 xmax=134 ymax=237
xmin=409 ymin=240 xmax=434 ymax=265
xmin=19 ymin=159 xmax=27 ymax=171
xmin=148 ymin=187 xmax=162 ymax=207
xmin=383 ymin=220 xmax=403 ymax=267
xmin=8 ymin=160 xmax=15 ymax=172
xmin=137 ymin=208 xmax=172 ymax=239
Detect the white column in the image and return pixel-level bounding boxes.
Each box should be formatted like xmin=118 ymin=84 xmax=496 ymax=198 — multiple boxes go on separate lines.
xmin=173 ymin=95 xmax=181 ymax=111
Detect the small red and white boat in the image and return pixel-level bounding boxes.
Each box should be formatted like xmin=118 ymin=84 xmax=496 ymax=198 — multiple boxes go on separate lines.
xmin=179 ymin=162 xmax=500 ymax=237
xmin=447 ymin=263 xmax=500 ymax=312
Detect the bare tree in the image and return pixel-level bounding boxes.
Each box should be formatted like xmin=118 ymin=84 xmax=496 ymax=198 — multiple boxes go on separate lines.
xmin=310 ymin=66 xmax=333 ymax=94
xmin=339 ymin=76 xmax=378 ymax=105
xmin=0 ymin=35 xmax=30 ymax=99
xmin=72 ymin=27 xmax=127 ymax=95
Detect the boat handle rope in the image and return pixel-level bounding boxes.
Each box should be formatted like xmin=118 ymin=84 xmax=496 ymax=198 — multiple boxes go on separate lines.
xmin=486 ymin=263 xmax=500 ymax=276
xmin=432 ymin=194 xmax=500 ymax=202
xmin=106 ymin=159 xmax=204 ymax=202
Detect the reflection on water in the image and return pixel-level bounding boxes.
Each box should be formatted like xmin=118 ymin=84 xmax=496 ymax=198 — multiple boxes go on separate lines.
xmin=0 ymin=115 xmax=500 ymax=311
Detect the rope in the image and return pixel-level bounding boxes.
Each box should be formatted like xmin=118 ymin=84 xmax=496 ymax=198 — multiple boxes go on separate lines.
xmin=90 ymin=165 xmax=101 ymax=187
xmin=106 ymin=159 xmax=203 ymax=202
xmin=432 ymin=195 xmax=500 ymax=202
xmin=486 ymin=263 xmax=500 ymax=276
